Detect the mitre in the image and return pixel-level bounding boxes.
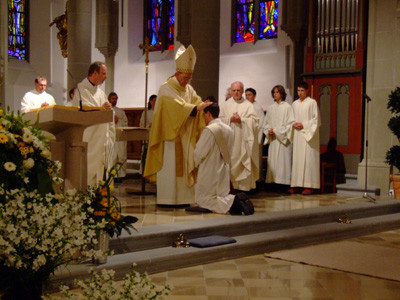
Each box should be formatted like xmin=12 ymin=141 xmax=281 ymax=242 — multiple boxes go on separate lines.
xmin=175 ymin=45 xmax=196 ymax=73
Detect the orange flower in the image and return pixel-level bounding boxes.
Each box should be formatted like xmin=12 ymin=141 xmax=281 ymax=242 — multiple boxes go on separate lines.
xmin=111 ymin=212 xmax=120 ymax=220
xmin=100 ymin=197 xmax=109 ymax=207
xmin=94 ymin=210 xmax=106 ymax=216
xmin=99 ymin=187 xmax=108 ymax=196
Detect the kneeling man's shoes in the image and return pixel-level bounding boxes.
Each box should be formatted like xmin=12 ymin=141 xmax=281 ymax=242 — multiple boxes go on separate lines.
xmin=236 ymin=194 xmax=254 ymax=215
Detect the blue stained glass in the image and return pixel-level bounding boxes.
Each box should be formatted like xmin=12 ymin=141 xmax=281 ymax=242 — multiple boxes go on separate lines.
xmin=236 ymin=0 xmax=255 ymax=43
xmin=8 ymin=0 xmax=27 ymax=60
xmin=235 ymin=0 xmax=278 ymax=44
xmin=259 ymin=0 xmax=278 ymax=40
xmin=166 ymin=0 xmax=174 ymax=50
xmin=147 ymin=0 xmax=174 ymax=51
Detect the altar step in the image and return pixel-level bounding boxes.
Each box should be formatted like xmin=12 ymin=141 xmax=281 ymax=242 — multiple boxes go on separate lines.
xmin=336 ymin=173 xmax=381 ymax=197
xmin=50 ymin=199 xmax=400 ymax=288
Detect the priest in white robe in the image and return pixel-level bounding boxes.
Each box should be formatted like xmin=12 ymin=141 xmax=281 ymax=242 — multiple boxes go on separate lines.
xmin=263 ymin=85 xmax=295 ymax=186
xmin=245 ymin=87 xmax=265 ymax=181
xmin=194 ymin=103 xmax=235 ymax=214
xmin=143 ymin=45 xmax=212 ymax=205
xmin=21 ymin=76 xmax=56 ymax=113
xmin=109 ymin=92 xmax=128 ymax=179
xmin=220 ymin=81 xmax=259 ymax=191
xmin=73 ymin=61 xmax=115 ymax=186
xmin=290 ymin=82 xmax=321 ymax=195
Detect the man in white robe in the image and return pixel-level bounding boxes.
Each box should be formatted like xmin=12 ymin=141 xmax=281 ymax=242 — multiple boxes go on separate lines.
xmin=73 ymin=61 xmax=115 ymax=186
xmin=21 ymin=76 xmax=56 ymax=113
xmin=194 ymin=103 xmax=254 ymax=215
xmin=144 ymin=45 xmax=212 ymax=205
xmin=220 ymin=81 xmax=259 ymax=192
xmin=109 ymin=92 xmax=128 ymax=179
xmin=245 ymin=88 xmax=265 ymax=181
xmin=290 ymin=82 xmax=321 ymax=195
xmin=263 ymin=85 xmax=295 ymax=187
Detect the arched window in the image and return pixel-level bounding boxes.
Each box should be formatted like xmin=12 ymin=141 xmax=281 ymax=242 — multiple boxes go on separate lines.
xmin=234 ymin=0 xmax=278 ymax=44
xmin=144 ymin=0 xmax=174 ymax=52
xmin=8 ymin=0 xmax=29 ymax=60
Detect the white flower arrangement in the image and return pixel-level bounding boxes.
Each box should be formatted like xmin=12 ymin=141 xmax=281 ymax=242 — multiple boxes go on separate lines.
xmin=0 ymin=186 xmax=105 ymax=272
xmin=0 ymin=108 xmax=106 ymax=298
xmin=45 ymin=264 xmax=172 ymax=300
xmin=0 ymin=108 xmax=62 ymax=194
xmin=0 ymin=108 xmax=170 ymax=298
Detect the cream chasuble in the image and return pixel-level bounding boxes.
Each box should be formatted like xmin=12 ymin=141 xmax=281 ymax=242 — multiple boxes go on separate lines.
xmin=220 ymin=97 xmax=259 ymax=191
xmin=73 ymin=78 xmax=115 ymax=186
xmin=291 ymin=97 xmax=321 ymax=189
xmin=144 ymin=77 xmax=205 ymax=205
xmin=194 ymin=119 xmax=235 ymax=214
xmin=263 ymin=101 xmax=295 ymax=185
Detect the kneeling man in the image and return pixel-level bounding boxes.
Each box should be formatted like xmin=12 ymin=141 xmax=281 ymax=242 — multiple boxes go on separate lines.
xmin=194 ymin=103 xmax=254 ymax=215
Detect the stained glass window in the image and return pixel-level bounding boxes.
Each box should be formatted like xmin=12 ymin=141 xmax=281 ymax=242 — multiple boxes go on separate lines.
xmin=145 ymin=0 xmax=174 ymax=52
xmin=8 ymin=0 xmax=28 ymax=60
xmin=259 ymin=0 xmax=278 ymax=40
xmin=235 ymin=0 xmax=278 ymax=44
xmin=236 ymin=0 xmax=255 ymax=43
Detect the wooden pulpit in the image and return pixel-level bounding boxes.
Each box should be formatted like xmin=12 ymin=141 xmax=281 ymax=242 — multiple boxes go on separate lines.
xmin=23 ymin=106 xmax=113 ymax=192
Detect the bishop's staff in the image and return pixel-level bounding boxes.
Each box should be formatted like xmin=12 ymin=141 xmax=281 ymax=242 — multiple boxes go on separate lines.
xmin=139 ymin=37 xmax=155 ymax=129
xmin=136 ymin=37 xmax=155 ymax=194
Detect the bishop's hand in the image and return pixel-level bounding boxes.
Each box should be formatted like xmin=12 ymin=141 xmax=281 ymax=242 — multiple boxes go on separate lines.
xmin=197 ymin=99 xmax=213 ymax=111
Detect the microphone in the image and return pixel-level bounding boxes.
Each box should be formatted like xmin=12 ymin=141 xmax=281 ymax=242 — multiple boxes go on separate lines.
xmin=364 ymin=93 xmax=372 ymax=102
xmin=67 ymin=69 xmax=83 ymax=111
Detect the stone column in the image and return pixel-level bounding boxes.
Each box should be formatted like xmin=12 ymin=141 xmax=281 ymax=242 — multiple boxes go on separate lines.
xmin=95 ymin=0 xmax=119 ymax=95
xmin=176 ymin=0 xmax=220 ymax=99
xmin=280 ymin=0 xmax=308 ymax=89
xmin=67 ymin=0 xmax=92 ymax=90
xmin=357 ymin=0 xmax=400 ymax=196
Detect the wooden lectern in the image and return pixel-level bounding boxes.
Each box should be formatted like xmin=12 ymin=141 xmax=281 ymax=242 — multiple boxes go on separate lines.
xmin=23 ymin=106 xmax=113 ymax=192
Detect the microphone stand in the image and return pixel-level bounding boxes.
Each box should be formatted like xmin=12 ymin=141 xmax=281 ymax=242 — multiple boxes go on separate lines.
xmin=67 ymin=69 xmax=83 ymax=111
xmin=363 ymin=93 xmax=376 ymax=203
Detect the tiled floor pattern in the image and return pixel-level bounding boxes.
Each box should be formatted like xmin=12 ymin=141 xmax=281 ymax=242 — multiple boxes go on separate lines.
xmin=110 ymin=173 xmax=400 ymax=299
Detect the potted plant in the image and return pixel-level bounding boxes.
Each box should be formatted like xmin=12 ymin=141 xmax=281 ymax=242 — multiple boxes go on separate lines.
xmin=386 ymin=87 xmax=400 ymax=199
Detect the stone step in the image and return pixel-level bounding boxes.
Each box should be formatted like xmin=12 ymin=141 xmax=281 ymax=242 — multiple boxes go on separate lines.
xmin=336 ymin=183 xmax=380 ymax=197
xmin=50 ymin=199 xmax=400 ymax=288
xmin=104 ymin=212 xmax=400 ymax=276
xmin=110 ymin=199 xmax=399 ymax=253
xmin=336 ymin=173 xmax=381 ymax=197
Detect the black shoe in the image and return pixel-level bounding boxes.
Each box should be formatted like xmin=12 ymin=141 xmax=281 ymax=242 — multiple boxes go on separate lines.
xmin=235 ymin=192 xmax=249 ymax=202
xmin=239 ymin=198 xmax=254 ymax=215
xmin=231 ymin=193 xmax=254 ymax=215
xmin=229 ymin=196 xmax=242 ymax=215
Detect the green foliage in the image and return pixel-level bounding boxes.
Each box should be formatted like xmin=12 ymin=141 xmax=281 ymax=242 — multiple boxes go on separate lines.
xmin=387 ymin=87 xmax=400 ymax=114
xmin=387 ymin=88 xmax=400 ymax=169
xmin=388 ymin=115 xmax=400 ymax=140
xmin=386 ymin=145 xmax=400 ymax=171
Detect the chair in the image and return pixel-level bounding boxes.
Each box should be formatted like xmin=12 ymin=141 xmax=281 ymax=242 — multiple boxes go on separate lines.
xmin=320 ymin=162 xmax=336 ymax=193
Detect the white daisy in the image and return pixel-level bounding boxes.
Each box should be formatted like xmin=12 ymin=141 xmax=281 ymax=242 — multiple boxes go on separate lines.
xmin=4 ymin=162 xmax=16 ymax=172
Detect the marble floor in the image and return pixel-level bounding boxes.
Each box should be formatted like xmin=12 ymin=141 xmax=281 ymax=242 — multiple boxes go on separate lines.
xmin=111 ymin=172 xmax=400 ymax=299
